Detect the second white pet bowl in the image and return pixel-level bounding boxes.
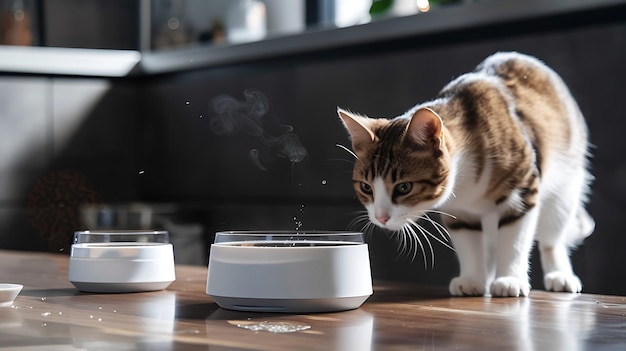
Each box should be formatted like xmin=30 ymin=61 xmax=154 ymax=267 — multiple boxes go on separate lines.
xmin=0 ymin=284 xmax=23 ymax=307
xmin=206 ymin=231 xmax=373 ymax=313
xmin=68 ymin=230 xmax=176 ymax=293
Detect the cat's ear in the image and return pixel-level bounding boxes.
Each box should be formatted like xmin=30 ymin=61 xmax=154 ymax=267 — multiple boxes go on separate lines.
xmin=404 ymin=108 xmax=444 ymax=149
xmin=337 ymin=108 xmax=376 ymax=153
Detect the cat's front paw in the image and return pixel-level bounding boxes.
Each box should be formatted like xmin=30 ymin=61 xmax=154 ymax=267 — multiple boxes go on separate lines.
xmin=449 ymin=276 xmax=486 ymax=296
xmin=490 ymin=277 xmax=530 ymax=297
xmin=544 ymin=272 xmax=582 ymax=293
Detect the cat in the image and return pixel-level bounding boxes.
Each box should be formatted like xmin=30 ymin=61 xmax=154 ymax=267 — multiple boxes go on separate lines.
xmin=338 ymin=52 xmax=594 ymax=297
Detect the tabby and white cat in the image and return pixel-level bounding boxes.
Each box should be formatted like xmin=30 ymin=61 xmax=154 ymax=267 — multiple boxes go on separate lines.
xmin=338 ymin=52 xmax=594 ymax=297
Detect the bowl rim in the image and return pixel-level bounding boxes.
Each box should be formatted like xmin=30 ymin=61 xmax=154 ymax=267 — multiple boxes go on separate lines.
xmin=74 ymin=230 xmax=168 ymax=235
xmin=216 ymin=230 xmax=363 ymax=236
xmin=214 ymin=230 xmax=365 ymax=244
xmin=0 ymin=283 xmax=23 ymax=291
xmin=73 ymin=230 xmax=170 ymax=244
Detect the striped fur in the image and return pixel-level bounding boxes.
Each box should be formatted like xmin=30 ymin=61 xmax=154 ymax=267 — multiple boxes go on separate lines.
xmin=339 ymin=52 xmax=594 ymax=297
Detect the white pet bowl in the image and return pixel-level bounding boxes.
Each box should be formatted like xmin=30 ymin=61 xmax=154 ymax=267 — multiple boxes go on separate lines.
xmin=206 ymin=231 xmax=373 ymax=313
xmin=0 ymin=284 xmax=23 ymax=307
xmin=68 ymin=230 xmax=176 ymax=293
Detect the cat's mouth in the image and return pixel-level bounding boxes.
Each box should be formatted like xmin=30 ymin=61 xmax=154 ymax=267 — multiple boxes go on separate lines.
xmin=373 ymin=219 xmax=404 ymax=232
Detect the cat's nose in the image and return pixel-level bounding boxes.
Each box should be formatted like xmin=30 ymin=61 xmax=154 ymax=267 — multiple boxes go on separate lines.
xmin=376 ymin=215 xmax=390 ymax=225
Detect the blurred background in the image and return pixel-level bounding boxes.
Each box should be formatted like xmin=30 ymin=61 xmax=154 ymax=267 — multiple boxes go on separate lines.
xmin=1 ymin=0 xmax=625 ymax=295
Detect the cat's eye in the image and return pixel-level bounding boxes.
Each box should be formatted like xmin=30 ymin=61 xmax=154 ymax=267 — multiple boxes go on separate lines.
xmin=360 ymin=182 xmax=373 ymax=195
xmin=394 ymin=182 xmax=413 ymax=195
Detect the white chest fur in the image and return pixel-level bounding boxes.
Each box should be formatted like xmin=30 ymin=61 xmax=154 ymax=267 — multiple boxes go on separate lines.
xmin=439 ymin=152 xmax=496 ymax=217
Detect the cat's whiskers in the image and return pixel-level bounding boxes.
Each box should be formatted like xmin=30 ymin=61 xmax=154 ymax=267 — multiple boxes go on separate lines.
xmin=407 ymin=218 xmax=455 ymax=252
xmin=405 ymin=223 xmax=434 ymax=269
xmin=347 ymin=211 xmax=376 ymax=240
xmin=394 ymin=228 xmax=410 ymax=259
xmin=423 ymin=209 xmax=457 ymax=219
xmin=328 ymin=158 xmax=356 ymax=166
xmin=335 ymin=144 xmax=358 ymax=160
xmin=332 ymin=169 xmax=357 ymax=178
xmin=347 ymin=212 xmax=370 ymax=228
xmin=390 ymin=226 xmax=418 ymax=263
xmin=397 ymin=225 xmax=423 ymax=266
xmin=441 ymin=186 xmax=457 ymax=198
xmin=421 ymin=213 xmax=453 ymax=244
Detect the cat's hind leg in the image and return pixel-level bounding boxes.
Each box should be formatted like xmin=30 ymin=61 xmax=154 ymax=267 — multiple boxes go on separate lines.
xmin=536 ymin=187 xmax=593 ymax=293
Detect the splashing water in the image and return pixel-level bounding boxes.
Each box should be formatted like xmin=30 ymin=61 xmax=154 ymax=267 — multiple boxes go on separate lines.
xmin=293 ymin=204 xmax=306 ymax=231
xmin=293 ymin=215 xmax=303 ymax=231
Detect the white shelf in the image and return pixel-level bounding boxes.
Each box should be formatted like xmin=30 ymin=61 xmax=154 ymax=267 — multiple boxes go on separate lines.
xmin=0 ymin=0 xmax=624 ymax=77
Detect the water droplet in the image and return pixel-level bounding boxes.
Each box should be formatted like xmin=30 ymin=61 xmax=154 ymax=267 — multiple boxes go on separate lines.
xmin=59 ymin=248 xmax=64 ymax=252
xmin=58 ymin=312 xmax=63 ymax=315
xmin=199 ymin=114 xmax=203 ymax=118
xmin=321 ymin=179 xmax=327 ymax=185
xmin=90 ymin=315 xmax=94 ymax=319
xmin=41 ymin=297 xmax=46 ymax=301
xmin=98 ymin=307 xmax=103 ymax=310
xmin=139 ymin=170 xmax=145 ymax=175
xmin=98 ymin=318 xmax=102 ymax=322
xmin=41 ymin=312 xmax=51 ymax=317
xmin=185 ymin=101 xmax=190 ymax=105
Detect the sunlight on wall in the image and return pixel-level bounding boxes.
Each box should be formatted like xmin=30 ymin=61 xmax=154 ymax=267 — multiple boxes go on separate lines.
xmin=0 ymin=78 xmax=110 ymax=203
xmin=52 ymin=79 xmax=111 ymax=157
xmin=0 ymin=78 xmax=48 ymax=202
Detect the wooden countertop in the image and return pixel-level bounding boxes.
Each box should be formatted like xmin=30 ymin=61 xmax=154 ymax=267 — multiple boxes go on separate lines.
xmin=1 ymin=250 xmax=625 ymax=350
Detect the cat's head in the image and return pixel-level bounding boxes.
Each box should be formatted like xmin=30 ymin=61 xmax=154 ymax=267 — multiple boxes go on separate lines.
xmin=338 ymin=107 xmax=453 ymax=231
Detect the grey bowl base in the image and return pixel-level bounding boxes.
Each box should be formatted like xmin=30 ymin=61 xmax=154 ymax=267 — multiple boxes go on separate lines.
xmin=209 ymin=295 xmax=371 ymax=313
xmin=70 ymin=281 xmax=173 ymax=293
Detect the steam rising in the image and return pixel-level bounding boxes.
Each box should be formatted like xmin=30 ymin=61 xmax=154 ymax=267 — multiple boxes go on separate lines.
xmin=209 ymin=89 xmax=307 ymax=170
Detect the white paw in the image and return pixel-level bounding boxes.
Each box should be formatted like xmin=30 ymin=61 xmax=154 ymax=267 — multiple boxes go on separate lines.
xmin=449 ymin=276 xmax=486 ymax=296
xmin=544 ymin=272 xmax=582 ymax=293
xmin=490 ymin=277 xmax=530 ymax=297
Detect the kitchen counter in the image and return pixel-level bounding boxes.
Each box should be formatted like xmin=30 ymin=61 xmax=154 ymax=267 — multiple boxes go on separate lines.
xmin=1 ymin=250 xmax=625 ymax=350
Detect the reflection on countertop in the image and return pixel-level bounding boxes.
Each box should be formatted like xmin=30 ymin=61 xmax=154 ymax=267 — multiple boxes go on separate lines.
xmin=1 ymin=250 xmax=626 ymax=350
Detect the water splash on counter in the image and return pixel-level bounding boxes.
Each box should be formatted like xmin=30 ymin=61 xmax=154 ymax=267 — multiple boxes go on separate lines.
xmin=237 ymin=321 xmax=311 ymax=333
